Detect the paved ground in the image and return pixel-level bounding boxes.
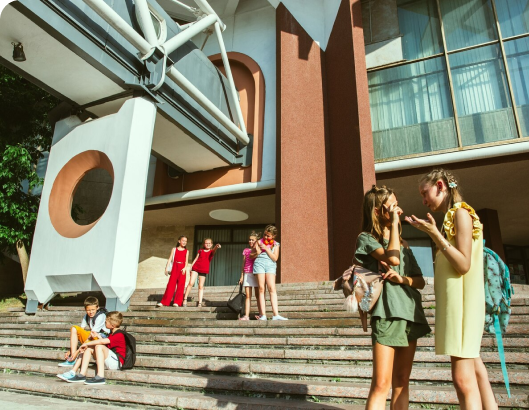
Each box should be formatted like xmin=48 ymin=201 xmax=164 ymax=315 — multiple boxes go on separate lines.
xmin=0 ymin=389 xmax=130 ymax=409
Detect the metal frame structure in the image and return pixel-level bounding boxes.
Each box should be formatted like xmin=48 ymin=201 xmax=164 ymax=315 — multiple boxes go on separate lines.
xmin=366 ymin=0 xmax=529 ymax=163
xmin=82 ymin=0 xmax=248 ymax=145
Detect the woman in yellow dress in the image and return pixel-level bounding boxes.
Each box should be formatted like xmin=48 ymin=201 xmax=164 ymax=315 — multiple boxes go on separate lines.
xmin=405 ymin=169 xmax=497 ymax=410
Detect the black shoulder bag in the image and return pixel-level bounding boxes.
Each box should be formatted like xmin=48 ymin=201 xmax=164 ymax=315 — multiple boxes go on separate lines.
xmin=227 ymin=283 xmax=246 ymax=314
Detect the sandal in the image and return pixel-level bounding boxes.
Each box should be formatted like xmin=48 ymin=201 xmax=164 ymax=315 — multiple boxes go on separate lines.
xmin=239 ymin=316 xmax=249 ymax=321
xmin=254 ymin=315 xmax=261 ymax=320
xmin=182 ymin=302 xmax=187 ymax=307
xmin=197 ymin=302 xmax=203 ymax=307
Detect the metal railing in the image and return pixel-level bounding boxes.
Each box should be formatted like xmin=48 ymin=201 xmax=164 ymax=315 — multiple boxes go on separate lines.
xmin=82 ymin=0 xmax=249 ymax=145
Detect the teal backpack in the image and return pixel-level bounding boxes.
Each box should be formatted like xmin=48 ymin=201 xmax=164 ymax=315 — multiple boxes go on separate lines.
xmin=483 ymin=245 xmax=514 ymax=397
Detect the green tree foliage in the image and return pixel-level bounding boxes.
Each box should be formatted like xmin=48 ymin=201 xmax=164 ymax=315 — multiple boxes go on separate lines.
xmin=0 ymin=65 xmax=58 ymax=257
xmin=0 ymin=146 xmax=42 ymax=254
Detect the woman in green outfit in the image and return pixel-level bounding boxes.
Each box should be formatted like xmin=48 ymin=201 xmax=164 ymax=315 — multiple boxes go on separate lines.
xmin=356 ymin=185 xmax=431 ymax=410
xmin=406 ymin=169 xmax=497 ymax=410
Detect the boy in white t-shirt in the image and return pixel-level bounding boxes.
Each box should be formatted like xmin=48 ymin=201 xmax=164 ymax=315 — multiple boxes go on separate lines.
xmin=57 ymin=296 xmax=110 ymax=367
xmin=57 ymin=311 xmax=126 ymax=385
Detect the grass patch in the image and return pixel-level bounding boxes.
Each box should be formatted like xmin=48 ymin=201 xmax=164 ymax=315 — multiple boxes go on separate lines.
xmin=0 ymin=294 xmax=25 ymax=312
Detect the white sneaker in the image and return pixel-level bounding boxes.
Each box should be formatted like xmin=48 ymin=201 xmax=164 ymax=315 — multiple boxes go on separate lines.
xmin=272 ymin=315 xmax=288 ymax=320
xmin=258 ymin=315 xmax=268 ymax=321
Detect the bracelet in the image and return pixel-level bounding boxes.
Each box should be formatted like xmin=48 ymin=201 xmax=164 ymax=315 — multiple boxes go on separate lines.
xmin=442 ymin=242 xmax=451 ymax=252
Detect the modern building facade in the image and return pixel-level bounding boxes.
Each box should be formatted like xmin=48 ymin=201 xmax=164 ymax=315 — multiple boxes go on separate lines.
xmin=0 ymin=0 xmax=528 ymax=303
xmin=364 ymin=0 xmax=529 ymax=284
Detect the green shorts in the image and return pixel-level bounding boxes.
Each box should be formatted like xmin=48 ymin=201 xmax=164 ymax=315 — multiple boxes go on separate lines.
xmin=371 ymin=317 xmax=431 ymax=347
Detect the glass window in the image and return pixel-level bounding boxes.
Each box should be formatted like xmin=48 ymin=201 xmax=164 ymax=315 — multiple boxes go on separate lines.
xmin=134 ymin=5 xmax=166 ymax=45
xmin=495 ymin=0 xmax=529 ymax=38
xmin=397 ymin=0 xmax=443 ymax=60
xmin=194 ymin=226 xmax=265 ymax=287
xmin=150 ymin=12 xmax=162 ymax=39
xmin=406 ymin=239 xmax=434 ymax=277
xmin=440 ymin=0 xmax=497 ymax=50
xmin=362 ymin=0 xmax=373 ymax=44
xmin=368 ymin=57 xmax=457 ymax=160
xmin=449 ymin=44 xmax=517 ymax=145
xmin=505 ymin=37 xmax=529 ymax=136
xmin=364 ymin=0 xmax=401 ymax=44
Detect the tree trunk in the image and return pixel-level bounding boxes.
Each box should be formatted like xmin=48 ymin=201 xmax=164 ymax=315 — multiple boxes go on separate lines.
xmin=16 ymin=240 xmax=29 ymax=285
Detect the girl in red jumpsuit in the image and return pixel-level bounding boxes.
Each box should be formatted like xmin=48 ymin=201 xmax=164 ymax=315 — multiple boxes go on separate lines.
xmin=157 ymin=236 xmax=189 ymax=307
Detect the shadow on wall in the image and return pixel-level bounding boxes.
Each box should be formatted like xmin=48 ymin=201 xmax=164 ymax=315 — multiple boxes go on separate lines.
xmin=138 ymin=226 xmax=195 ymax=264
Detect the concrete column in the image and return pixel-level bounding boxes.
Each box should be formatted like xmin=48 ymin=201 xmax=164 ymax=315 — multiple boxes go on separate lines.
xmin=477 ymin=208 xmax=506 ymax=261
xmin=276 ymin=0 xmax=376 ymax=283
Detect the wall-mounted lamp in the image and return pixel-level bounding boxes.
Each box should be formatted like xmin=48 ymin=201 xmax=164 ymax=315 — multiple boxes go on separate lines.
xmin=167 ymin=166 xmax=183 ymax=179
xmin=11 ymin=42 xmax=26 ymax=62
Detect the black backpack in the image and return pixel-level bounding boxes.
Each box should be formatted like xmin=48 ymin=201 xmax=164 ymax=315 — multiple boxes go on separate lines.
xmin=110 ymin=329 xmax=137 ymax=370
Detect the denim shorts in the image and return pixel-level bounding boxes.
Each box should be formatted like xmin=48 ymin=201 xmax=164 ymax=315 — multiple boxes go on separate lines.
xmin=253 ymin=257 xmax=276 ymax=274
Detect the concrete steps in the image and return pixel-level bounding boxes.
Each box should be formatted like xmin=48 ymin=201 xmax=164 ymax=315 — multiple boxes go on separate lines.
xmin=0 ymin=282 xmax=527 ymax=408
xmin=0 ymin=359 xmax=527 ymax=407
xmin=0 ymin=373 xmax=363 ymax=409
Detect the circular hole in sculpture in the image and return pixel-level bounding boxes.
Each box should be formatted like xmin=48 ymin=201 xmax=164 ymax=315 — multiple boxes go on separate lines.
xmin=71 ymin=168 xmax=113 ymax=225
xmin=49 ymin=150 xmax=114 ymax=239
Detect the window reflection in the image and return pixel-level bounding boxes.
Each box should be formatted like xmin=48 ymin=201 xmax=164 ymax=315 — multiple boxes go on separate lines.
xmin=495 ymin=0 xmax=529 ymax=38
xmin=440 ymin=0 xmax=497 ymax=50
xmin=365 ymin=0 xmax=526 ymax=161
xmin=368 ymin=58 xmax=457 ymax=160
xmin=505 ymin=37 xmax=529 ymax=136
xmin=449 ymin=45 xmax=517 ymax=145
xmin=397 ymin=0 xmax=443 ymax=60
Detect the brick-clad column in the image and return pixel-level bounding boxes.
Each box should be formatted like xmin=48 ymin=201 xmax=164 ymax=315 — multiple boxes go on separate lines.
xmin=276 ymin=4 xmax=331 ymax=283
xmin=276 ymin=1 xmax=376 ymax=283
xmin=323 ymin=0 xmax=376 ymax=278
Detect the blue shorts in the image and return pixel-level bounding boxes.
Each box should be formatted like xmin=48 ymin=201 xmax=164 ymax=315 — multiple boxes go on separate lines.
xmin=253 ymin=257 xmax=276 ymax=274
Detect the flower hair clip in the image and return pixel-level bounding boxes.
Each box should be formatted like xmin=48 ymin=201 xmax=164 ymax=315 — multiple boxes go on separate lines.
xmin=448 ymin=181 xmax=457 ymax=188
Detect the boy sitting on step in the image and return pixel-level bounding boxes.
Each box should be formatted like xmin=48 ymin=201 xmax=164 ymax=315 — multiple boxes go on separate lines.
xmin=57 ymin=311 xmax=126 ymax=385
xmin=58 ymin=296 xmax=109 ymax=367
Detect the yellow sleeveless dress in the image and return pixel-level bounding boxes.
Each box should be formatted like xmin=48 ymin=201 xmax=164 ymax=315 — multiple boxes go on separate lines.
xmin=434 ymin=202 xmax=484 ymax=358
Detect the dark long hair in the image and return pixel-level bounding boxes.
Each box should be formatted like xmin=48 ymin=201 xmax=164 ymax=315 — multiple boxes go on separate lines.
xmin=177 ymin=235 xmax=188 ymax=249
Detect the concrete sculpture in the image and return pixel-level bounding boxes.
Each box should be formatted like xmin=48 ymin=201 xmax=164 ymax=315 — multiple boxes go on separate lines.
xmin=24 ymin=98 xmax=157 ymax=313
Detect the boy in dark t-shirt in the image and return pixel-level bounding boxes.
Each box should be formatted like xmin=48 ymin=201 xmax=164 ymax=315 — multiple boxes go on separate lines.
xmin=57 ymin=311 xmax=126 ymax=385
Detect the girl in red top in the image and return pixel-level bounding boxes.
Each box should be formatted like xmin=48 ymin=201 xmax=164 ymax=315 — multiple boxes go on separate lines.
xmin=157 ymin=236 xmax=189 ymax=307
xmin=183 ymin=238 xmax=221 ymax=307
